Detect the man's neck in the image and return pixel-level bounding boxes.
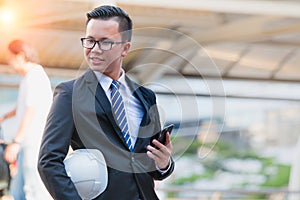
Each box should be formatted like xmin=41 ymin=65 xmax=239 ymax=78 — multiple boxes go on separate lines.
xmin=20 ymin=62 xmax=35 ymax=76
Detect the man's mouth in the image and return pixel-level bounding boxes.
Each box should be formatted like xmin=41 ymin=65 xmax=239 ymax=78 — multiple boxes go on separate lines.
xmin=90 ymin=57 xmax=104 ymax=63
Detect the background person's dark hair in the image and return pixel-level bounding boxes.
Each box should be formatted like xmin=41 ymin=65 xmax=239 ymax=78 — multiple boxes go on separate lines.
xmin=8 ymin=40 xmax=39 ymax=63
xmin=86 ymin=5 xmax=132 ymax=42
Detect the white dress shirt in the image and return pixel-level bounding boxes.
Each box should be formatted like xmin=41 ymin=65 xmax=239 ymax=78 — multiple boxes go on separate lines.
xmin=93 ymin=70 xmax=144 ymax=146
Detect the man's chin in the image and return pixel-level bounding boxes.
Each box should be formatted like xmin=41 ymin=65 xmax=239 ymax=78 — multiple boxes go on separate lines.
xmin=90 ymin=65 xmax=107 ymax=72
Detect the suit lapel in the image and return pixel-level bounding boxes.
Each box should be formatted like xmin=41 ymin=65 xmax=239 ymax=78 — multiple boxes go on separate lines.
xmin=84 ymin=69 xmax=111 ymax=114
xmin=125 ymin=76 xmax=154 ymax=151
xmin=84 ymin=69 xmax=130 ymax=149
xmin=125 ymin=76 xmax=150 ymax=126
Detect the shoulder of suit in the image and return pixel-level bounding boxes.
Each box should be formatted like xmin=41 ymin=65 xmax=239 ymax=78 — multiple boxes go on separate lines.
xmin=55 ymin=79 xmax=75 ymax=92
xmin=56 ymin=69 xmax=91 ymax=90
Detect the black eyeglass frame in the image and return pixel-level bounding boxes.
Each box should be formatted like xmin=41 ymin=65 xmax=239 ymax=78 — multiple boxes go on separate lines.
xmin=80 ymin=38 xmax=126 ymax=51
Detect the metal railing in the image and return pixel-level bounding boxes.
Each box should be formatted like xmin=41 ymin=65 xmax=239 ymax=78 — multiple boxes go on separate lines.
xmin=156 ymin=186 xmax=300 ymax=200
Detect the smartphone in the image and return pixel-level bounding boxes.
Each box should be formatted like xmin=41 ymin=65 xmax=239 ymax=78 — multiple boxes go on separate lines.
xmin=157 ymin=124 xmax=174 ymax=145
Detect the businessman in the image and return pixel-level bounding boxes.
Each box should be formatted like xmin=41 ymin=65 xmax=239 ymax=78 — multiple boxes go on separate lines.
xmin=38 ymin=5 xmax=175 ymax=200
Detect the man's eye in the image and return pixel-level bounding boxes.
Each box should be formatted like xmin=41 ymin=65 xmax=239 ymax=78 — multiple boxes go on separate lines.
xmin=86 ymin=39 xmax=95 ymax=43
xmin=102 ymin=41 xmax=112 ymax=45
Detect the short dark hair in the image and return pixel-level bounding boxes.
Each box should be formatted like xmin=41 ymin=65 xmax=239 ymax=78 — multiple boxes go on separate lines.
xmin=86 ymin=5 xmax=132 ymax=42
xmin=8 ymin=40 xmax=39 ymax=63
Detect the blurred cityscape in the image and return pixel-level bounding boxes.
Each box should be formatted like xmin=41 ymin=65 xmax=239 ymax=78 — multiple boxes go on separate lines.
xmin=1 ymin=0 xmax=300 ymax=199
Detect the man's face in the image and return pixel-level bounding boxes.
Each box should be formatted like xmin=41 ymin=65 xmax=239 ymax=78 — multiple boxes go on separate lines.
xmin=84 ymin=18 xmax=130 ymax=79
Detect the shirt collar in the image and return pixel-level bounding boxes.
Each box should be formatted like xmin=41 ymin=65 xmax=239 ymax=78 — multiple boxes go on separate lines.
xmin=93 ymin=70 xmax=126 ymax=92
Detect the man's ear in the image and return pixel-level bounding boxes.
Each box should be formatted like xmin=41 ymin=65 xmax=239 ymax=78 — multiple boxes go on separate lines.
xmin=121 ymin=42 xmax=131 ymax=57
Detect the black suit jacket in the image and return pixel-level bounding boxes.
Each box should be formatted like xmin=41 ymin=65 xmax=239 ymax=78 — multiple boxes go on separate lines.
xmin=38 ymin=69 xmax=174 ymax=200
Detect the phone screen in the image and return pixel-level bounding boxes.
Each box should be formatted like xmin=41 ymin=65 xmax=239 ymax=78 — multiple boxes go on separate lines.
xmin=157 ymin=124 xmax=174 ymax=145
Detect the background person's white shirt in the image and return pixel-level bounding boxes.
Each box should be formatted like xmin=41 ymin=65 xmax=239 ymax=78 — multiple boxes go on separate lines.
xmin=16 ymin=63 xmax=53 ymax=200
xmin=16 ymin=63 xmax=52 ymax=146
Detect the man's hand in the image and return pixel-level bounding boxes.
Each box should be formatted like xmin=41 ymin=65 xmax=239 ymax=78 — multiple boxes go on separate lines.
xmin=4 ymin=143 xmax=20 ymax=164
xmin=147 ymin=132 xmax=173 ymax=170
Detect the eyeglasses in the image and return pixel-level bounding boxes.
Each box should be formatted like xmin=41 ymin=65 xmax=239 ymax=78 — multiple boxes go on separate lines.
xmin=81 ymin=38 xmax=126 ymax=51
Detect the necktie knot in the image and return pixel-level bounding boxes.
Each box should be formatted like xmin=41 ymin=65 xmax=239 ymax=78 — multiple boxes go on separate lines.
xmin=111 ymin=80 xmax=120 ymax=90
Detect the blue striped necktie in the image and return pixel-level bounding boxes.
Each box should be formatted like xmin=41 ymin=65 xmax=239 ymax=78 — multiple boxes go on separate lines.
xmin=110 ymin=80 xmax=133 ymax=152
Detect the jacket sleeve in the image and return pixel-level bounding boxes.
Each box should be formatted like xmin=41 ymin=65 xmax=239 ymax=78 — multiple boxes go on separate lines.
xmin=37 ymin=81 xmax=81 ymax=200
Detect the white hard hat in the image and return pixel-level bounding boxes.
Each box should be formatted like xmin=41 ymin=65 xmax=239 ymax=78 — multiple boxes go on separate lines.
xmin=64 ymin=149 xmax=108 ymax=200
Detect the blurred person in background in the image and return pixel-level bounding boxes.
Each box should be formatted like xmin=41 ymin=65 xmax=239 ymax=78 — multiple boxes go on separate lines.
xmin=0 ymin=39 xmax=53 ymax=200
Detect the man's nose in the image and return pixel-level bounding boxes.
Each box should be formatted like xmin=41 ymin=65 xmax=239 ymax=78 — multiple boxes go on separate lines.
xmin=91 ymin=41 xmax=103 ymax=52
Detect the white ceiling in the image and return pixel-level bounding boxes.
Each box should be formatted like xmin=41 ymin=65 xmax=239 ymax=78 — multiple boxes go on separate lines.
xmin=1 ymin=0 xmax=300 ymax=86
